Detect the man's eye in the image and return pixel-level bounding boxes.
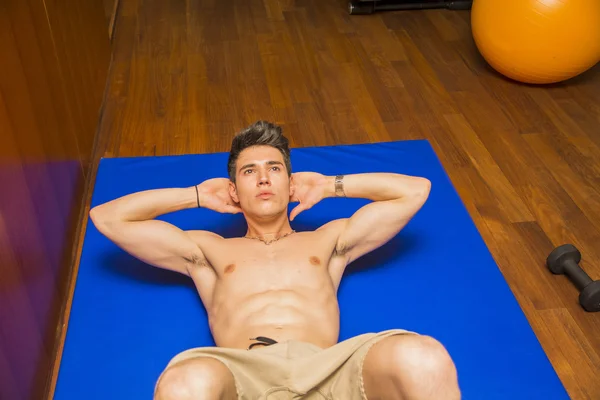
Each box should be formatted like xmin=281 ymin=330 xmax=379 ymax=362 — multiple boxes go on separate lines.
xmin=244 ymin=169 xmax=253 ymax=174
xmin=272 ymin=166 xmax=280 ymax=171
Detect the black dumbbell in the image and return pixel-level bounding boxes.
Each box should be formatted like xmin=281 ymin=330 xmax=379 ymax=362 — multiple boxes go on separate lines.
xmin=547 ymin=244 xmax=600 ymax=312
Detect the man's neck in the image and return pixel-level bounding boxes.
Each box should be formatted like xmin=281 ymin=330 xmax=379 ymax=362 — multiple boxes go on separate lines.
xmin=244 ymin=214 xmax=294 ymax=240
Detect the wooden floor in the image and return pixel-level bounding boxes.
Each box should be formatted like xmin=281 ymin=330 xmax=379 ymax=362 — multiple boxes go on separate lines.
xmin=54 ymin=0 xmax=600 ymax=398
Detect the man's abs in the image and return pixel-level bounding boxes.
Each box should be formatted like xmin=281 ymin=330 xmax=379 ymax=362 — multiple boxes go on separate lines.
xmin=188 ymin=229 xmax=348 ymax=350
xmin=207 ymin=287 xmax=340 ymax=350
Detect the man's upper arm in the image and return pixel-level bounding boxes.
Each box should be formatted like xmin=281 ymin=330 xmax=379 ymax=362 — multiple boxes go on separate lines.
xmin=334 ymin=184 xmax=430 ymax=264
xmin=90 ymin=210 xmax=216 ymax=276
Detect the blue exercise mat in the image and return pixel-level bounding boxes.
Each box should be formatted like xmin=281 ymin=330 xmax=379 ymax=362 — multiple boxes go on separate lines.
xmin=55 ymin=140 xmax=567 ymax=399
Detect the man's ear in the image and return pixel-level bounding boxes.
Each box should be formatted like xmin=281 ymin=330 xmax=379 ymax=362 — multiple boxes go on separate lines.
xmin=289 ymin=174 xmax=296 ymax=198
xmin=229 ymin=180 xmax=239 ymax=203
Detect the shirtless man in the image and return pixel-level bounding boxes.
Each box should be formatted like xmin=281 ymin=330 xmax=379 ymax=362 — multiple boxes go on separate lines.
xmin=90 ymin=121 xmax=460 ymax=399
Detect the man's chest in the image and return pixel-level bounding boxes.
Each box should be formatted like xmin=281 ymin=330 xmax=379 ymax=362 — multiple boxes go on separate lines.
xmin=215 ymin=245 xmax=330 ymax=276
xmin=205 ymin=235 xmax=343 ymax=282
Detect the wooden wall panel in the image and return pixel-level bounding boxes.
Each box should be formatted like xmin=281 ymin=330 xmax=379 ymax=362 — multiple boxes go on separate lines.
xmin=103 ymin=0 xmax=120 ymax=38
xmin=43 ymin=0 xmax=112 ymax=169
xmin=104 ymin=0 xmax=116 ymax=23
xmin=0 ymin=0 xmax=110 ymax=399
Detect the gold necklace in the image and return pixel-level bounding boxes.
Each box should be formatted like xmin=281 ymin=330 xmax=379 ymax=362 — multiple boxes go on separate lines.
xmin=244 ymin=230 xmax=296 ymax=245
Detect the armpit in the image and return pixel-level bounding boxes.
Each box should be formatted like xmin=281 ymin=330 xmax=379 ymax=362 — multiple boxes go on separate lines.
xmin=185 ymin=253 xmax=210 ymax=269
xmin=333 ymin=241 xmax=352 ymax=257
xmin=318 ymin=219 xmax=351 ymax=258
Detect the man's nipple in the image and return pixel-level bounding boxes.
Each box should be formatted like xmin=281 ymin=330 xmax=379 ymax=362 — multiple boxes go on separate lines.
xmin=224 ymin=264 xmax=236 ymax=274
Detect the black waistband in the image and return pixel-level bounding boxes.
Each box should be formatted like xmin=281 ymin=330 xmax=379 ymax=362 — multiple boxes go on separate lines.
xmin=248 ymin=336 xmax=278 ymax=350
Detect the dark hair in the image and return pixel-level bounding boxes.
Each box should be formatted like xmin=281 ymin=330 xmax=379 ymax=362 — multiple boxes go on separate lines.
xmin=228 ymin=121 xmax=292 ymax=183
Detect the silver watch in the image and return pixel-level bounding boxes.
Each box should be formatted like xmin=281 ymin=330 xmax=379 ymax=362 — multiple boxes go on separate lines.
xmin=335 ymin=175 xmax=346 ymax=197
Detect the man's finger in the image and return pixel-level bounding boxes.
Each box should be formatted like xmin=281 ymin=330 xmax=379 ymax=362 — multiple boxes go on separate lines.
xmin=290 ymin=204 xmax=305 ymax=221
xmin=290 ymin=203 xmax=311 ymax=221
xmin=226 ymin=205 xmax=242 ymax=214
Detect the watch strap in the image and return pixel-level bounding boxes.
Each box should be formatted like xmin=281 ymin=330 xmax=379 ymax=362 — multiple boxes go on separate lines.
xmin=335 ymin=175 xmax=346 ymax=197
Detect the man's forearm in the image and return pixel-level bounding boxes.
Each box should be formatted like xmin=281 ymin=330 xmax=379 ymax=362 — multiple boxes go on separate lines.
xmin=90 ymin=187 xmax=198 ymax=223
xmin=322 ymin=173 xmax=430 ymax=202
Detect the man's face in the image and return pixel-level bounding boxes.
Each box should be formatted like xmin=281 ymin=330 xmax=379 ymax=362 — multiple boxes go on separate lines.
xmin=229 ymin=145 xmax=293 ymax=218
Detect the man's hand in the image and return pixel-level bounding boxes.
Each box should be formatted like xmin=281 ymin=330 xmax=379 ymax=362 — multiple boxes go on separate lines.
xmin=197 ymin=178 xmax=242 ymax=214
xmin=289 ymin=172 xmax=332 ymax=221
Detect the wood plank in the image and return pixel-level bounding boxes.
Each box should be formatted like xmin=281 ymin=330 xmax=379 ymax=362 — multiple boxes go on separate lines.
xmin=524 ymin=133 xmax=600 ymax=233
xmin=442 ymin=114 xmax=534 ymax=223
xmin=532 ymin=308 xmax=600 ymax=399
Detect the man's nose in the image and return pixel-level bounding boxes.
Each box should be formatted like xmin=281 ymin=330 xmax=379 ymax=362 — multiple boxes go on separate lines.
xmin=258 ymin=170 xmax=270 ymax=185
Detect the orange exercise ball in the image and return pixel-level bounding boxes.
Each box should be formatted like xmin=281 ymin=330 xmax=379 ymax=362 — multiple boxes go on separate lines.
xmin=471 ymin=0 xmax=600 ymax=84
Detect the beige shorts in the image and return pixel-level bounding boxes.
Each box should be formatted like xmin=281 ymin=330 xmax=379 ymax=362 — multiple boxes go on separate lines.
xmin=157 ymin=329 xmax=414 ymax=400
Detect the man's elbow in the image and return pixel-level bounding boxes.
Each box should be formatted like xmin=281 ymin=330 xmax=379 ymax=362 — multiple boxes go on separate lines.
xmin=402 ymin=178 xmax=430 ymax=210
xmin=391 ymin=178 xmax=430 ymax=208
xmin=89 ymin=205 xmax=104 ymax=224
xmin=89 ymin=205 xmax=115 ymax=233
xmin=411 ymin=177 xmax=431 ymax=200
xmin=399 ymin=178 xmax=430 ymax=214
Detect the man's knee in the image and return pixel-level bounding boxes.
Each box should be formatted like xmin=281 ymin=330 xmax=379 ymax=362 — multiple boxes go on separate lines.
xmin=387 ymin=335 xmax=456 ymax=377
xmin=365 ymin=334 xmax=458 ymax=382
xmin=154 ymin=357 xmax=236 ymax=399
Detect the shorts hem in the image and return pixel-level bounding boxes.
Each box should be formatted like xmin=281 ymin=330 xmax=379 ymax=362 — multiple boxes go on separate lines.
xmin=158 ymin=354 xmax=245 ymax=399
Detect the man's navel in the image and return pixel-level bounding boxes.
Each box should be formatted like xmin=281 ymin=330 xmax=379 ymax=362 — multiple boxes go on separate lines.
xmin=224 ymin=264 xmax=236 ymax=274
xmin=309 ymin=256 xmax=321 ymax=266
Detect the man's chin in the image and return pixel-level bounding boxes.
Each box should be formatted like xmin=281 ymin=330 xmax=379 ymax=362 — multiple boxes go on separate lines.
xmin=244 ymin=207 xmax=287 ymax=220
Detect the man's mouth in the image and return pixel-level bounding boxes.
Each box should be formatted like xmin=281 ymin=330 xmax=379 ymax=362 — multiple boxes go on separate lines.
xmin=257 ymin=192 xmax=274 ymax=199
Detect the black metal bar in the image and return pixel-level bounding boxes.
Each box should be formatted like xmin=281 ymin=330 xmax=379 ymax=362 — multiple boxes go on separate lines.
xmin=349 ymin=1 xmax=472 ymax=14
